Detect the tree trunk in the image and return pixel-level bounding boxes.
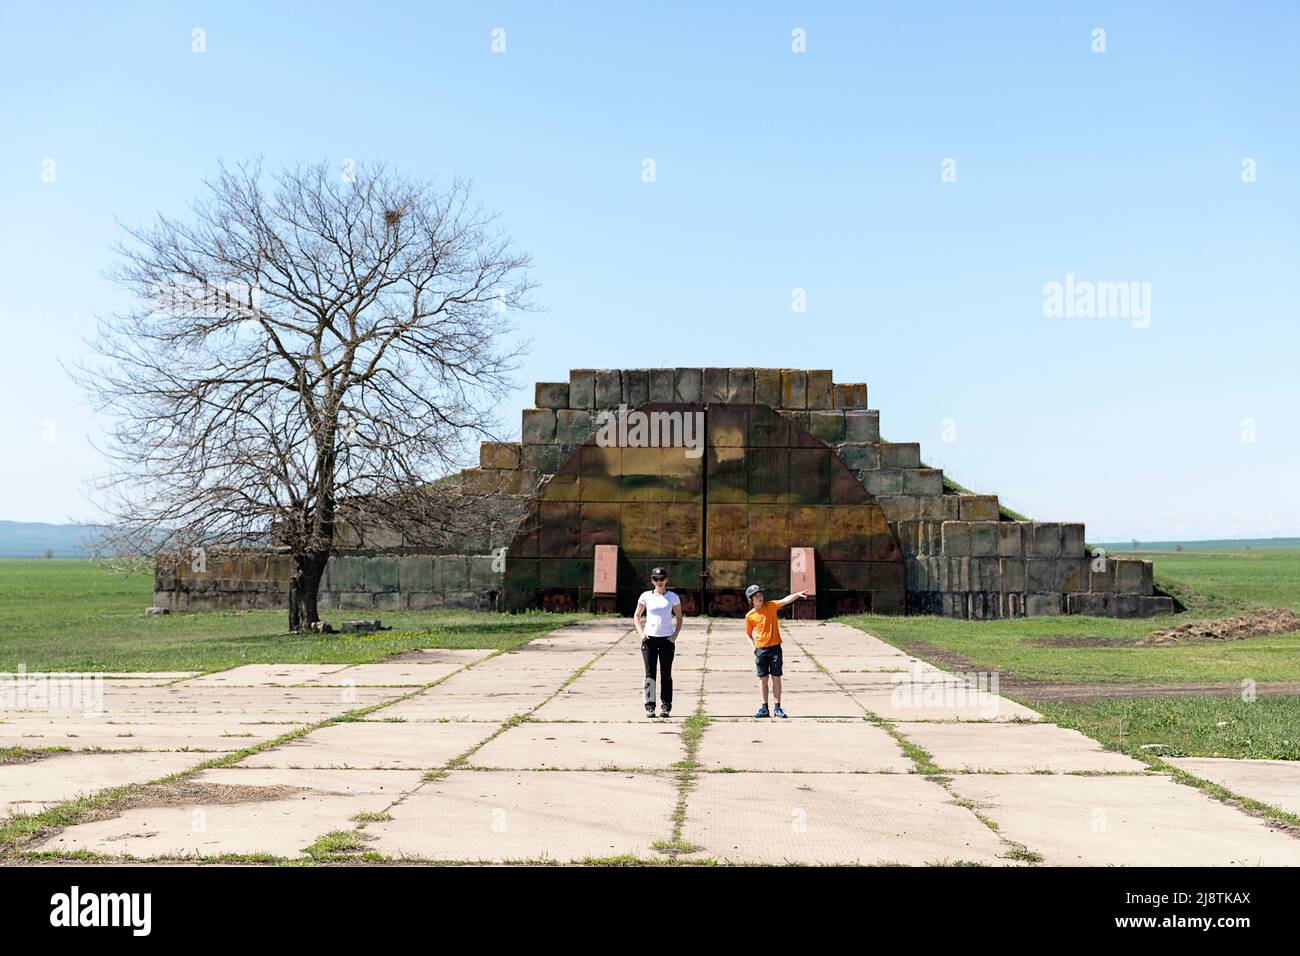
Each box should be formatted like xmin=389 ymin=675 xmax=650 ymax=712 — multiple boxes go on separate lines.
xmin=288 ymin=551 xmax=329 ymax=632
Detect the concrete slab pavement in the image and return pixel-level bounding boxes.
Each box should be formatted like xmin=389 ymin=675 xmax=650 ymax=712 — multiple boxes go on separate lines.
xmin=894 ymin=721 xmax=1149 ymax=774
xmin=946 ymin=773 xmax=1300 ymax=866
xmin=1168 ymin=757 xmax=1300 ymax=818
xmin=363 ymin=769 xmax=678 ymax=863
xmin=1 ymin=752 xmax=212 ymax=818
xmin=34 ymin=768 xmax=423 ymax=859
xmin=11 ymin=617 xmax=1300 ymax=867
xmin=680 ymin=772 xmax=1007 ymax=865
xmin=697 ymin=719 xmax=912 ymax=772
xmin=470 ymin=721 xmax=685 ymax=770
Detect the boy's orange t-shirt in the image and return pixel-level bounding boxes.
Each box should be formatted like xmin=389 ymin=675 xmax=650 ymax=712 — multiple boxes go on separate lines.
xmin=745 ymin=602 xmax=782 ymax=648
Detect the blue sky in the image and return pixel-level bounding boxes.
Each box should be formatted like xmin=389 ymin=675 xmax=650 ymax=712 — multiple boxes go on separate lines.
xmin=1 ymin=1 xmax=1297 ymax=539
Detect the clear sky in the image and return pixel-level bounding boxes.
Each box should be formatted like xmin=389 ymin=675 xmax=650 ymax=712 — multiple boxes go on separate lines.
xmin=1 ymin=1 xmax=1297 ymax=540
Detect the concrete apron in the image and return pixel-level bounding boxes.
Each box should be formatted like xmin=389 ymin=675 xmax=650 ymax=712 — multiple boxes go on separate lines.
xmin=10 ymin=619 xmax=1300 ymax=865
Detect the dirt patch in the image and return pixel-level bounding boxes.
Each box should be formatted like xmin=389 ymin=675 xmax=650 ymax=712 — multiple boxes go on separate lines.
xmin=384 ymin=649 xmax=442 ymax=662
xmin=1137 ymin=609 xmax=1300 ymax=646
xmin=1027 ymin=636 xmax=1137 ymax=648
xmin=4 ymin=776 xmax=314 ymax=857
xmin=76 ymin=779 xmax=309 ymax=826
xmin=903 ymin=641 xmax=982 ymax=674
xmin=0 ymin=749 xmax=63 ymax=766
xmin=1015 ymin=681 xmax=1300 ymax=703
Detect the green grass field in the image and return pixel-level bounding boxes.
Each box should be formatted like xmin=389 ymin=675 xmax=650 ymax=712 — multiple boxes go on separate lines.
xmin=844 ymin=549 xmax=1300 ymax=684
xmin=1037 ymin=696 xmax=1300 ymax=760
xmin=0 ymin=559 xmax=589 ymax=671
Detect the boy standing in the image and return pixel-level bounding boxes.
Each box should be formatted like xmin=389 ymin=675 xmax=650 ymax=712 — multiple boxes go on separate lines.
xmin=743 ymin=584 xmax=809 ymax=718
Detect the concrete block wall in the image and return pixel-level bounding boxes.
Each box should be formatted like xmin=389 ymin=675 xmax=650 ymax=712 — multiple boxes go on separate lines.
xmin=153 ymin=551 xmax=291 ymax=611
xmin=155 ymin=551 xmax=502 ymax=612
xmin=506 ymin=368 xmax=1169 ymax=619
xmin=317 ymin=554 xmax=502 ymax=611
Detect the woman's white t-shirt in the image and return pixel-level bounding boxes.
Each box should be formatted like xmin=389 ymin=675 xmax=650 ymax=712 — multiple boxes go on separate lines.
xmin=639 ymin=590 xmax=681 ymax=637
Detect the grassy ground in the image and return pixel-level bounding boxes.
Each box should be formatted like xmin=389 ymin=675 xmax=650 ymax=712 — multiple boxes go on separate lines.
xmin=0 ymin=559 xmax=591 ymax=672
xmin=1146 ymin=549 xmax=1300 ymax=612
xmin=844 ymin=549 xmax=1300 ymax=684
xmin=840 ymin=613 xmax=1300 ymax=684
xmin=1038 ymin=696 xmax=1300 ymax=760
xmin=844 ymin=549 xmax=1300 ymax=759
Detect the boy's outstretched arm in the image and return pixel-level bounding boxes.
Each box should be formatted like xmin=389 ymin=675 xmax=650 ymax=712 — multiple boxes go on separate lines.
xmin=776 ymin=591 xmax=809 ymax=607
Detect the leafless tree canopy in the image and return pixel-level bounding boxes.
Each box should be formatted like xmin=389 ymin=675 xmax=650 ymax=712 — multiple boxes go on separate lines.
xmin=77 ymin=159 xmax=532 ymax=628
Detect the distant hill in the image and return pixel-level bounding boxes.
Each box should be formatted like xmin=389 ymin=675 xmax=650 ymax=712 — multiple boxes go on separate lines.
xmin=0 ymin=521 xmax=104 ymax=558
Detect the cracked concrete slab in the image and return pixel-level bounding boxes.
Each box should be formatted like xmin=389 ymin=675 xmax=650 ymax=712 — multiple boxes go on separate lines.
xmin=681 ymin=771 xmax=1007 ymax=865
xmin=0 ymin=726 xmax=270 ymax=751
xmin=1 ymin=751 xmax=208 ymax=819
xmin=1167 ymin=758 xmax=1300 ymax=818
xmin=303 ymin=662 xmax=465 ymax=686
xmin=378 ymin=693 xmax=548 ymax=722
xmin=470 ymin=721 xmax=684 ymax=770
xmin=697 ymin=719 xmax=912 ymax=772
xmin=239 ymin=720 xmax=489 ymax=769
xmin=364 ymin=769 xmax=678 ymax=862
xmin=893 ymin=721 xmax=1147 ymax=773
xmin=532 ymin=692 xmax=663 ymax=721
xmin=35 ymin=768 xmax=421 ymax=859
xmin=431 ymin=671 xmax=568 ymax=696
xmin=849 ymin=684 xmax=1043 ymax=722
xmin=181 ymin=665 xmax=354 ymax=686
xmin=946 ymin=773 xmax=1300 ymax=865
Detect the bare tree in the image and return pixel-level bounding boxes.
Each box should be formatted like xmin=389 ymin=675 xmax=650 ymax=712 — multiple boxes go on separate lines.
xmin=77 ymin=160 xmax=532 ymax=631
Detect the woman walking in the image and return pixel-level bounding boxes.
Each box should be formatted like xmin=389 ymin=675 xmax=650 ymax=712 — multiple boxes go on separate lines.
xmin=634 ymin=567 xmax=682 ymax=718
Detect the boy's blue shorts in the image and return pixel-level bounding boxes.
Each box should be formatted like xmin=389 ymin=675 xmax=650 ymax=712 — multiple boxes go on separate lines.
xmin=754 ymin=645 xmax=783 ymax=677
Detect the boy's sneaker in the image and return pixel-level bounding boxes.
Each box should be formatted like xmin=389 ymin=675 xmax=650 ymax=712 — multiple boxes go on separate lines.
xmin=754 ymin=704 xmax=770 ymax=718
xmin=659 ymin=707 xmax=671 ymax=718
xmin=774 ymin=704 xmax=788 ymax=719
xmin=645 ymin=708 xmax=658 ymax=719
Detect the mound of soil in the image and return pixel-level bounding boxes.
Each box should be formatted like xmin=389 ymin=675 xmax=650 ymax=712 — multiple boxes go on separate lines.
xmin=1137 ymin=608 xmax=1300 ymax=647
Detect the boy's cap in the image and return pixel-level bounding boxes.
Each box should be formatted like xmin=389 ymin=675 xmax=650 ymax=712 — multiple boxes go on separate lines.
xmin=651 ymin=567 xmax=668 ymax=577
xmin=744 ymin=584 xmax=763 ymax=599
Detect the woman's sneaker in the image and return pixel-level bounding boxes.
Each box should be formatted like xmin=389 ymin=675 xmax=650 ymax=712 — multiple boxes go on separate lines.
xmin=754 ymin=704 xmax=770 ymax=718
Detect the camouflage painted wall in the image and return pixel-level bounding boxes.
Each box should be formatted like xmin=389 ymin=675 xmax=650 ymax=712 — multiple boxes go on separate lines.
xmin=503 ymin=403 xmax=905 ymax=616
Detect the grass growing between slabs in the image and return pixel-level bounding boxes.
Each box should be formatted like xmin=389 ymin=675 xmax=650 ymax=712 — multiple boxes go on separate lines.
xmin=0 ymin=559 xmax=593 ymax=671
